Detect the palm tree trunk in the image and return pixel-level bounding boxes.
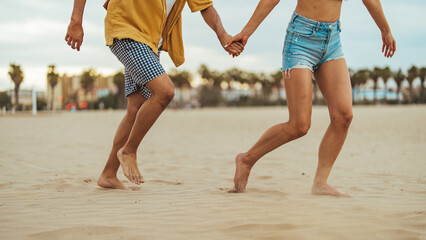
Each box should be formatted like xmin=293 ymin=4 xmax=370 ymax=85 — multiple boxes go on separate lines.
xmin=14 ymin=87 xmax=19 ymax=111
xmin=420 ymin=79 xmax=425 ymax=103
xmin=397 ymin=85 xmax=401 ymax=104
xmin=373 ymin=82 xmax=377 ymax=104
xmin=51 ymin=88 xmax=55 ymax=111
xmin=383 ymin=84 xmax=387 ymax=104
xmin=276 ymin=83 xmax=282 ymax=105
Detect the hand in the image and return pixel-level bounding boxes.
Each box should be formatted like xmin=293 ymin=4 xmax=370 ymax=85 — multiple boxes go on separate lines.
xmin=225 ymin=32 xmax=250 ymax=58
xmin=226 ymin=32 xmax=250 ymax=49
xmin=65 ymin=21 xmax=84 ymax=51
xmin=381 ymin=31 xmax=395 ymax=58
xmin=219 ymin=33 xmax=244 ymax=57
xmin=225 ymin=42 xmax=245 ymax=58
xmin=103 ymin=0 xmax=110 ymax=10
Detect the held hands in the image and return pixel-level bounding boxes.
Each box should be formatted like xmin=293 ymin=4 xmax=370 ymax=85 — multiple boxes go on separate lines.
xmin=65 ymin=21 xmax=84 ymax=51
xmin=220 ymin=33 xmax=245 ymax=58
xmin=382 ymin=31 xmax=396 ymax=58
xmin=224 ymin=32 xmax=250 ymax=58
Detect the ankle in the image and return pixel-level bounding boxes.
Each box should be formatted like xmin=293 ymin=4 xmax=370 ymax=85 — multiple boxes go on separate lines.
xmin=121 ymin=145 xmax=136 ymax=155
xmin=313 ymin=178 xmax=328 ymax=187
xmin=101 ymin=170 xmax=117 ymax=179
xmin=240 ymin=153 xmax=255 ymax=167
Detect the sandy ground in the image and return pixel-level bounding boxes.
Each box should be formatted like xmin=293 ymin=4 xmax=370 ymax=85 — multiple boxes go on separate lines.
xmin=0 ymin=106 xmax=425 ymax=240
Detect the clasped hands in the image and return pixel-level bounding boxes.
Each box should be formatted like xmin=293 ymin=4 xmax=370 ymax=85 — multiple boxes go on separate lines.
xmin=223 ymin=32 xmax=250 ymax=58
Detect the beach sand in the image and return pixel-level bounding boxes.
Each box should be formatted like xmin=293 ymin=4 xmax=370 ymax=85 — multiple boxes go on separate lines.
xmin=0 ymin=106 xmax=425 ymax=240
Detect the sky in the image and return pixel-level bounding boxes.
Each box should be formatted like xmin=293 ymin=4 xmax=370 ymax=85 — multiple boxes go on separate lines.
xmin=0 ymin=0 xmax=425 ymax=92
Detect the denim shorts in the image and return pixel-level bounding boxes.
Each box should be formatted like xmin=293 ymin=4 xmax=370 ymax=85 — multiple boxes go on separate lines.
xmin=109 ymin=38 xmax=165 ymax=98
xmin=281 ymin=12 xmax=344 ymax=74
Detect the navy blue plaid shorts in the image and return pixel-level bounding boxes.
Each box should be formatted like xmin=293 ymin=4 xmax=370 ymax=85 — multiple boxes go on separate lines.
xmin=109 ymin=38 xmax=166 ymax=98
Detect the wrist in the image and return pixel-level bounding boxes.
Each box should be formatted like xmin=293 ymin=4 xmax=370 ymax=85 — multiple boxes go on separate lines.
xmin=381 ymin=29 xmax=391 ymax=35
xmin=240 ymin=28 xmax=253 ymax=39
xmin=217 ymin=30 xmax=228 ymax=40
xmin=70 ymin=17 xmax=83 ymax=25
xmin=217 ymin=31 xmax=229 ymax=46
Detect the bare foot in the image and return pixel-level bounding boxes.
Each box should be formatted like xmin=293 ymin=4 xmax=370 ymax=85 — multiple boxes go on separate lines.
xmin=311 ymin=182 xmax=351 ymax=198
xmin=229 ymin=153 xmax=252 ymax=193
xmin=117 ymin=148 xmax=144 ymax=185
xmin=97 ymin=174 xmax=129 ymax=190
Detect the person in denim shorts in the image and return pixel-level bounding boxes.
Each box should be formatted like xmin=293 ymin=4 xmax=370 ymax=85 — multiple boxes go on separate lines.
xmin=227 ymin=0 xmax=396 ymax=196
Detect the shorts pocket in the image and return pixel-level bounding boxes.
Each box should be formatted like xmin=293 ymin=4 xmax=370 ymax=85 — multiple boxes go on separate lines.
xmin=288 ymin=22 xmax=316 ymax=38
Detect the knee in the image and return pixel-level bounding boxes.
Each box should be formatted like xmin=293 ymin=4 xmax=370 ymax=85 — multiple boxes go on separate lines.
xmin=289 ymin=119 xmax=311 ymax=138
xmin=154 ymin=86 xmax=175 ymax=108
xmin=330 ymin=111 xmax=353 ymax=129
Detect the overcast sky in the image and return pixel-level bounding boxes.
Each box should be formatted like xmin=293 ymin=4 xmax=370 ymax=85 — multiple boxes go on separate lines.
xmin=0 ymin=0 xmax=425 ymax=91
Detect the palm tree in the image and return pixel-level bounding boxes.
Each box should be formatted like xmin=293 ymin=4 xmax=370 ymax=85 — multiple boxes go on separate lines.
xmin=349 ymin=68 xmax=356 ymax=104
xmin=80 ymin=69 xmax=95 ymax=108
xmin=113 ymin=71 xmax=125 ymax=109
xmin=224 ymin=68 xmax=244 ymax=90
xmin=47 ymin=65 xmax=59 ymax=110
xmin=270 ymin=70 xmax=283 ymax=105
xmin=312 ymin=76 xmax=319 ymax=105
xmin=393 ymin=69 xmax=405 ymax=104
xmin=369 ymin=67 xmax=381 ymax=104
xmin=351 ymin=69 xmax=369 ymax=103
xmin=169 ymin=69 xmax=192 ymax=107
xmin=198 ymin=64 xmax=222 ymax=88
xmin=259 ymin=73 xmax=273 ymax=103
xmin=8 ymin=63 xmax=24 ymax=111
xmin=406 ymin=65 xmax=419 ymax=103
xmin=169 ymin=69 xmax=192 ymax=89
xmin=419 ymin=67 xmax=426 ymax=103
xmin=380 ymin=67 xmax=392 ymax=104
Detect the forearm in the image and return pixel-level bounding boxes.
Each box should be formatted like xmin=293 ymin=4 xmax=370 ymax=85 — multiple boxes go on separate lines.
xmin=240 ymin=0 xmax=279 ymax=37
xmin=362 ymin=0 xmax=391 ymax=33
xmin=201 ymin=6 xmax=228 ymax=43
xmin=70 ymin=0 xmax=87 ymax=24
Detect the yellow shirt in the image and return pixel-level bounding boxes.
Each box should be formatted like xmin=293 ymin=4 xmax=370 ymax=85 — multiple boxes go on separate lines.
xmin=105 ymin=0 xmax=213 ymax=67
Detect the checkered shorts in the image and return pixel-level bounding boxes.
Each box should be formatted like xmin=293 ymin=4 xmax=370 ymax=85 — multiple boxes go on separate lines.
xmin=109 ymin=38 xmax=165 ymax=98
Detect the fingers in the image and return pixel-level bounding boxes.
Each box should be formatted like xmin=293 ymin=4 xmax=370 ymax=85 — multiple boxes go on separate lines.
xmin=229 ymin=42 xmax=244 ymax=52
xmin=67 ymin=36 xmax=73 ymax=47
xmin=76 ymin=39 xmax=82 ymax=51
xmin=226 ymin=36 xmax=240 ymax=48
xmin=225 ymin=45 xmax=242 ymax=57
xmin=390 ymin=40 xmax=396 ymax=57
xmin=103 ymin=0 xmax=109 ymax=10
xmin=384 ymin=44 xmax=389 ymax=58
xmin=65 ymin=33 xmax=82 ymax=51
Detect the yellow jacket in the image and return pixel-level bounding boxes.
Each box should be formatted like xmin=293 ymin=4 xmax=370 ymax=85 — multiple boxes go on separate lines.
xmin=105 ymin=0 xmax=213 ymax=67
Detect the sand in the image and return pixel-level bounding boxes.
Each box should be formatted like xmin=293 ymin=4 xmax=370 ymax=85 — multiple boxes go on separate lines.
xmin=0 ymin=106 xmax=425 ymax=240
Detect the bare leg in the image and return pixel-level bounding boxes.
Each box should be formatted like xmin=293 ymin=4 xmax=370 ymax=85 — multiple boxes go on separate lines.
xmin=311 ymin=58 xmax=353 ymax=197
xmin=118 ymin=73 xmax=175 ymax=184
xmin=231 ymin=69 xmax=313 ymax=192
xmin=97 ymin=93 xmax=146 ymax=190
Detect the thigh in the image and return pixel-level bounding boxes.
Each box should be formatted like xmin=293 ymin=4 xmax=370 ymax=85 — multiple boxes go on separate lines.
xmin=145 ymin=73 xmax=174 ymax=95
xmin=314 ymin=58 xmax=352 ymax=116
xmin=127 ymin=92 xmax=147 ymax=109
xmin=110 ymin=39 xmax=165 ymax=87
xmin=284 ymin=69 xmax=313 ymax=122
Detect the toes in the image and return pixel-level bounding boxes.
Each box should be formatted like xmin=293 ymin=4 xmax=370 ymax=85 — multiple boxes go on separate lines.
xmin=342 ymin=192 xmax=352 ymax=198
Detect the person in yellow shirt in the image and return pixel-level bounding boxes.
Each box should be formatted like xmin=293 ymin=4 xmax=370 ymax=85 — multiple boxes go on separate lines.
xmin=65 ymin=0 xmax=243 ymax=190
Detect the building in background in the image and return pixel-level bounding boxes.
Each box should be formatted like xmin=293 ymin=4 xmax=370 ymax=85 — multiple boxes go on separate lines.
xmin=4 ymin=89 xmax=45 ymax=110
xmin=46 ymin=73 xmax=117 ymax=110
